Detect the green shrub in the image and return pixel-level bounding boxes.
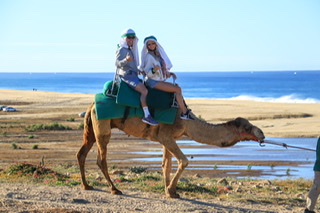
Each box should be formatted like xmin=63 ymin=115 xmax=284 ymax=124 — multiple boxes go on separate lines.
xmin=77 ymin=123 xmax=84 ymax=130
xmin=25 ymin=123 xmax=72 ymax=132
xmin=1 ymin=131 xmax=8 ymax=136
xmin=8 ymin=163 xmax=38 ymax=175
xmin=177 ymin=181 xmax=216 ymax=194
xmin=32 ymin=144 xmax=38 ymax=149
xmin=286 ymin=168 xmax=291 ymax=175
xmin=11 ymin=143 xmax=18 ymax=149
xmin=129 ymin=166 xmax=147 ymax=174
xmin=247 ymin=164 xmax=252 ymax=170
xmin=110 ymin=165 xmax=117 ymax=170
xmin=135 ymin=175 xmax=160 ymax=182
xmin=6 ymin=162 xmax=72 ymax=185
xmin=66 ymin=117 xmax=75 ymax=122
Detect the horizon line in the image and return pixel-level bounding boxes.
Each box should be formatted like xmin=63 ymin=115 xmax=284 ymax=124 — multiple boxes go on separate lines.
xmin=0 ymin=70 xmax=320 ymax=73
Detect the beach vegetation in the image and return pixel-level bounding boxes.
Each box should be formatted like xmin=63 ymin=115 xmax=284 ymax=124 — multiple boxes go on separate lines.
xmin=11 ymin=143 xmax=19 ymax=149
xmin=66 ymin=117 xmax=75 ymax=122
xmin=77 ymin=123 xmax=84 ymax=130
xmin=3 ymin=162 xmax=79 ymax=187
xmin=286 ymin=168 xmax=291 ymax=175
xmin=129 ymin=166 xmax=147 ymax=174
xmin=269 ymin=163 xmax=275 ymax=169
xmin=110 ymin=164 xmax=117 ymax=170
xmin=55 ymin=163 xmax=80 ymax=174
xmin=135 ymin=174 xmax=160 ymax=182
xmin=0 ymin=131 xmax=8 ymax=136
xmin=25 ymin=123 xmax=72 ymax=132
xmin=178 ymin=181 xmax=216 ymax=194
xmin=247 ymin=164 xmax=252 ymax=170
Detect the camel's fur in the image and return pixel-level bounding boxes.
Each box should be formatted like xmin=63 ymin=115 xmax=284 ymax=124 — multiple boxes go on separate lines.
xmin=77 ymin=102 xmax=265 ymax=198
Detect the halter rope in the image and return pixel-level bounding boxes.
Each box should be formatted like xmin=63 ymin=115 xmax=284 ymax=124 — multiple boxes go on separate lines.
xmin=256 ymin=140 xmax=316 ymax=152
xmin=237 ymin=130 xmax=315 ymax=151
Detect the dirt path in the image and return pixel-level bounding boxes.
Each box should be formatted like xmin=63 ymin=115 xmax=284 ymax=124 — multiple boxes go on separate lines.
xmin=0 ymin=183 xmax=302 ymax=213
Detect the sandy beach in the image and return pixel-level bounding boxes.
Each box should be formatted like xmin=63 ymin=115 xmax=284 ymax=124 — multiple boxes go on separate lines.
xmin=1 ymin=89 xmax=319 ymax=212
xmin=1 ymin=88 xmax=319 ymax=172
xmin=1 ymin=89 xmax=319 ymax=138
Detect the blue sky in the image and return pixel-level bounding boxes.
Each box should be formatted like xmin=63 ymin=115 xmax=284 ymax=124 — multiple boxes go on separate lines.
xmin=0 ymin=0 xmax=319 ymax=73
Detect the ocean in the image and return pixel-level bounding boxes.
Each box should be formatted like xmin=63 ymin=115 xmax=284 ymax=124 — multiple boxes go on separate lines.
xmin=0 ymin=71 xmax=319 ymax=103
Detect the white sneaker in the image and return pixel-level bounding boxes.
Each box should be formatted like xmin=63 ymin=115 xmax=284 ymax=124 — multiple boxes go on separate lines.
xmin=180 ymin=110 xmax=194 ymax=120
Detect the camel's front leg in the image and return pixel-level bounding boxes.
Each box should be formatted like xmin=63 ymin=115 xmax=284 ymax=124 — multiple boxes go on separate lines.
xmin=163 ymin=141 xmax=189 ymax=198
xmin=162 ymin=146 xmax=172 ymax=188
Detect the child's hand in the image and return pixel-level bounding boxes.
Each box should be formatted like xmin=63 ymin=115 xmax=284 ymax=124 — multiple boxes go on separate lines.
xmin=153 ymin=65 xmax=161 ymax=71
xmin=170 ymin=72 xmax=177 ymax=80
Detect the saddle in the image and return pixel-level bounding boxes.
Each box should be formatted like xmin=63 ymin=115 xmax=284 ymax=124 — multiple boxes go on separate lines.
xmin=95 ymin=80 xmax=178 ymax=124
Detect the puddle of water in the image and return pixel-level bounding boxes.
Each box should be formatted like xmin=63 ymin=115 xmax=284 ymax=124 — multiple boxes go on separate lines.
xmin=128 ymin=137 xmax=317 ymax=180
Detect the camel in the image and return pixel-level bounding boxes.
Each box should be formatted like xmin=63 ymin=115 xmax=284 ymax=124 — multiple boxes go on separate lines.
xmin=77 ymin=102 xmax=265 ymax=198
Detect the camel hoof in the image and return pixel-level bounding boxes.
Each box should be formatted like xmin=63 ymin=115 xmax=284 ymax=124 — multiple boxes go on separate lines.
xmin=166 ymin=193 xmax=180 ymax=198
xmin=111 ymin=189 xmax=123 ymax=195
xmin=82 ymin=185 xmax=94 ymax=190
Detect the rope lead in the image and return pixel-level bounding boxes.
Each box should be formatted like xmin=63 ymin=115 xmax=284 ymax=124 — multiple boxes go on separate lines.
xmin=257 ymin=140 xmax=316 ymax=152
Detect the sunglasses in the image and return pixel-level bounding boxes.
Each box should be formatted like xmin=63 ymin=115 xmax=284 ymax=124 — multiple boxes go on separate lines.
xmin=127 ymin=36 xmax=136 ymax=39
xmin=147 ymin=42 xmax=156 ymax=46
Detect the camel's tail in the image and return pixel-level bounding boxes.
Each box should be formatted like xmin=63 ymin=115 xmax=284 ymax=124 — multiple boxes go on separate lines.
xmin=83 ymin=102 xmax=96 ymax=145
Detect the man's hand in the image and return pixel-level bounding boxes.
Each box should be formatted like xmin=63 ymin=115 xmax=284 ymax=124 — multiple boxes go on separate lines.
xmin=126 ymin=53 xmax=133 ymax=62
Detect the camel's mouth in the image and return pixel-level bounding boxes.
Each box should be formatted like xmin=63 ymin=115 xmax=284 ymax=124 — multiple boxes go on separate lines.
xmin=254 ymin=135 xmax=265 ymax=143
xmin=254 ymin=138 xmax=264 ymax=143
xmin=240 ymin=132 xmax=265 ymax=142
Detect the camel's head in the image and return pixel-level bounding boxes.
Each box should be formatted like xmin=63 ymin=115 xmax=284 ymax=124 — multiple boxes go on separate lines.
xmin=229 ymin=117 xmax=265 ymax=142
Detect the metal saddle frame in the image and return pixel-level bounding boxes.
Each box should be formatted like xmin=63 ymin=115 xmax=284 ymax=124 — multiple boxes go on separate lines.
xmin=105 ymin=68 xmax=121 ymax=98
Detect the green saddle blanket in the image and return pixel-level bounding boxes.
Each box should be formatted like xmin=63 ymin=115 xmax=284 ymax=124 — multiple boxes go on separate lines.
xmin=103 ymin=80 xmax=175 ymax=109
xmin=96 ymin=80 xmax=178 ymax=124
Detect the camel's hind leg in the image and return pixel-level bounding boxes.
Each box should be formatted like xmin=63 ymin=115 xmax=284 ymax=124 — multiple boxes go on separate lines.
xmin=92 ymin=115 xmax=122 ymax=195
xmin=96 ymin=140 xmax=122 ymax=195
xmin=77 ymin=103 xmax=96 ymax=190
xmin=77 ymin=140 xmax=95 ymax=190
xmin=162 ymin=147 xmax=172 ymax=188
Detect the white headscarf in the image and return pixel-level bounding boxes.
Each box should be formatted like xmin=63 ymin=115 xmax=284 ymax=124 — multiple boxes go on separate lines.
xmin=140 ymin=35 xmax=172 ymax=71
xmin=119 ymin=28 xmax=139 ymax=66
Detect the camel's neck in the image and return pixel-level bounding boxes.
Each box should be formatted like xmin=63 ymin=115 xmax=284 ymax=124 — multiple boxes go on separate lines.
xmin=184 ymin=118 xmax=240 ymax=147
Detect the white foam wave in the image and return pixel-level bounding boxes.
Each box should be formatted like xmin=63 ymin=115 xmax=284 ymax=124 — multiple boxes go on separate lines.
xmin=227 ymin=94 xmax=320 ymax=103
